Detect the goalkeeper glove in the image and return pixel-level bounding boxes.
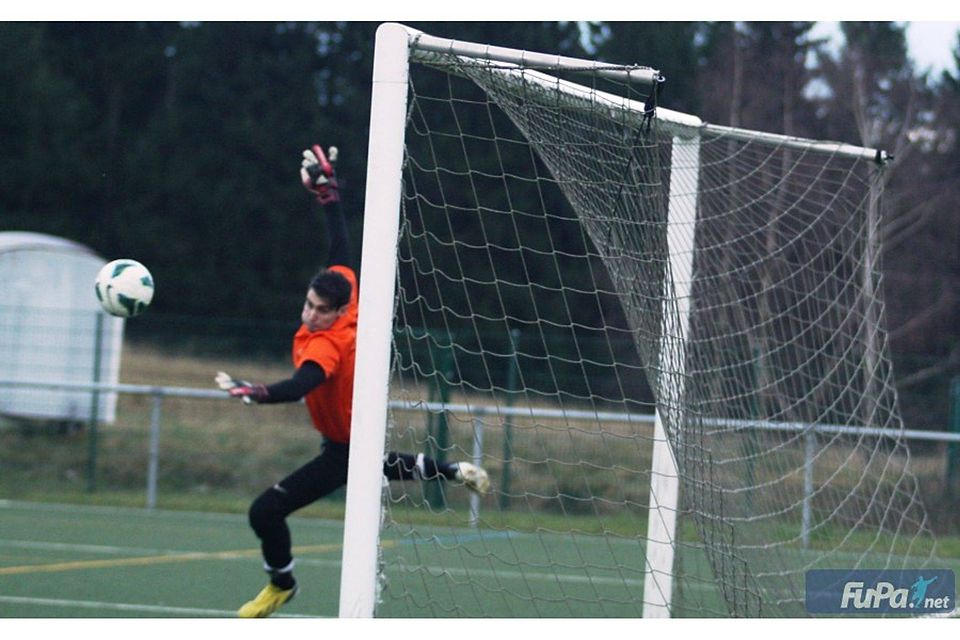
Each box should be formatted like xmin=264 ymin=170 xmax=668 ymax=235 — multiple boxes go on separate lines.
xmin=215 ymin=371 xmax=269 ymax=404
xmin=300 ymin=144 xmax=340 ymax=205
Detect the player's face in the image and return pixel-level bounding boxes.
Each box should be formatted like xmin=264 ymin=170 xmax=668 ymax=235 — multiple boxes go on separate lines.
xmin=302 ymin=289 xmax=345 ymax=332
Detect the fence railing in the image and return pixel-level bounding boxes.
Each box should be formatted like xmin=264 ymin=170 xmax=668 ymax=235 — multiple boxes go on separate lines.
xmin=2 ymin=379 xmax=958 ymax=523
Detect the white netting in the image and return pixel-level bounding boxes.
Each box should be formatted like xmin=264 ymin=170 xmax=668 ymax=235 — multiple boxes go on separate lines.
xmin=372 ymin=43 xmax=940 ymax=617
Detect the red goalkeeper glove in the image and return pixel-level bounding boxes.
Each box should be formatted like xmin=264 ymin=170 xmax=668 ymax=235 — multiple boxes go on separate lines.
xmin=215 ymin=371 xmax=269 ymax=404
xmin=300 ymin=144 xmax=340 ymax=205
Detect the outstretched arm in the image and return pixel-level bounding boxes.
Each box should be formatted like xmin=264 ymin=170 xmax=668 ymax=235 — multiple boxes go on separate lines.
xmin=215 ymin=361 xmax=327 ymax=405
xmin=301 ymin=144 xmax=350 ymax=268
xmin=215 ymin=144 xmax=354 ymax=406
xmin=324 ymin=195 xmax=350 ymax=268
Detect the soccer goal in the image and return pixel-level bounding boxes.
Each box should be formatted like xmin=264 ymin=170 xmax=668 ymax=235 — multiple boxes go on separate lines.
xmin=339 ymin=22 xmax=941 ymax=618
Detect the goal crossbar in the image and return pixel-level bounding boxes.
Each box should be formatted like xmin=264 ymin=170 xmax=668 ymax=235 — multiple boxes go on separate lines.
xmin=405 ymin=24 xmax=662 ymax=87
xmin=402 ymin=22 xmax=887 ymax=163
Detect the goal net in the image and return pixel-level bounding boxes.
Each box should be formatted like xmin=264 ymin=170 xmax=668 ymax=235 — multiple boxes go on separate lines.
xmin=340 ymin=23 xmax=941 ymax=618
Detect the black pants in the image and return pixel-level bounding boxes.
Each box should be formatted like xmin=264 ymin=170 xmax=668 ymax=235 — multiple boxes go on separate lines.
xmin=248 ymin=441 xmax=447 ymax=572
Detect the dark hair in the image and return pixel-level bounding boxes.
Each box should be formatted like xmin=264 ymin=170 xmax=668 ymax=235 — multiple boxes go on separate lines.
xmin=309 ymin=269 xmax=352 ymax=309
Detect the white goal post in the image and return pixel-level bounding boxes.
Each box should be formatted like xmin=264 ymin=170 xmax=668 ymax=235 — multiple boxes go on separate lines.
xmin=338 ymin=23 xmax=410 ymax=618
xmin=339 ymin=22 xmax=939 ymax=618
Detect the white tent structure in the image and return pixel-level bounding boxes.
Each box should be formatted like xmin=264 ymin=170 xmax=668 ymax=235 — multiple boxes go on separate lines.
xmin=0 ymin=231 xmax=123 ymax=425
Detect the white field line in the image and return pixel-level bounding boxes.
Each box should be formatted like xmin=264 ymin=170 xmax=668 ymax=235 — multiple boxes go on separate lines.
xmin=0 ymin=499 xmax=344 ymax=529
xmin=14 ymin=539 xmax=951 ymax=613
xmin=0 ymin=539 xmax=195 ymax=556
xmin=0 ymin=537 xmax=652 ymax=590
xmin=6 ymin=534 xmax=949 ymax=593
xmin=0 ymin=594 xmax=315 ymax=617
xmin=386 ymin=561 xmax=648 ymax=588
xmin=0 ymin=537 xmax=344 ymax=569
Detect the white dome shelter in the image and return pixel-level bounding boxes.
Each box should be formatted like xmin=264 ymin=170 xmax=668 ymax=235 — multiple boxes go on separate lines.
xmin=0 ymin=231 xmax=123 ymax=425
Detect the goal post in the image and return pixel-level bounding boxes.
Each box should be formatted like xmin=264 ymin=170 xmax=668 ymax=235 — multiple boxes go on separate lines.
xmin=340 ymin=22 xmax=941 ymax=618
xmin=338 ymin=22 xmax=410 ymax=618
xmin=642 ymin=132 xmax=701 ymax=617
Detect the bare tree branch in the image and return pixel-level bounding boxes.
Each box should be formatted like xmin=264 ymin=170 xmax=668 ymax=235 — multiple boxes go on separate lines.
xmin=895 ymin=344 xmax=960 ymax=389
xmin=888 ymin=285 xmax=957 ymax=343
xmin=881 ymin=190 xmax=953 ymax=252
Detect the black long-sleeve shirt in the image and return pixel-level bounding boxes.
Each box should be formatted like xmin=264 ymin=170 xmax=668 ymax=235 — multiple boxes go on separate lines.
xmin=263 ymin=360 xmax=326 ymax=402
xmin=324 ymin=200 xmax=350 ymax=268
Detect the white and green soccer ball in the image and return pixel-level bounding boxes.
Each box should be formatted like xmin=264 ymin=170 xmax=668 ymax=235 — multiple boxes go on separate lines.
xmin=94 ymin=259 xmax=155 ymax=318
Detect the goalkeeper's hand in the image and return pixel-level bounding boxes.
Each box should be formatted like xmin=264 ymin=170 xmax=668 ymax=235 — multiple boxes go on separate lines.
xmin=215 ymin=371 xmax=269 ymax=404
xmin=300 ymin=144 xmax=340 ymax=205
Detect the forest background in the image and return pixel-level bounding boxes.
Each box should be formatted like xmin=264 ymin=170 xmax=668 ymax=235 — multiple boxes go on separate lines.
xmin=0 ymin=21 xmax=958 ymax=432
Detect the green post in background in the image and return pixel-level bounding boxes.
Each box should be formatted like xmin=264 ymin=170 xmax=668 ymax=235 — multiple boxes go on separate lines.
xmin=947 ymin=376 xmax=960 ymax=493
xmin=426 ymin=333 xmax=453 ymax=509
xmin=86 ymin=311 xmax=104 ymax=493
xmin=499 ymin=329 xmax=520 ymax=510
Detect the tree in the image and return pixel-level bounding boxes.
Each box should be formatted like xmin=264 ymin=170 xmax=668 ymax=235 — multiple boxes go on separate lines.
xmin=592 ymin=22 xmax=703 ymax=114
xmin=814 ymin=22 xmax=960 ymax=427
xmin=697 ymin=22 xmax=824 ymax=135
xmin=0 ymin=21 xmax=956 ymax=425
xmin=0 ymin=22 xmax=356 ymax=318
xmin=890 ymin=31 xmax=960 ymax=391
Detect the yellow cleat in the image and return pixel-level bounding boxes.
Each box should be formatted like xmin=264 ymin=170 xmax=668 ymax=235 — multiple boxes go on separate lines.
xmin=238 ymin=583 xmax=298 ymax=618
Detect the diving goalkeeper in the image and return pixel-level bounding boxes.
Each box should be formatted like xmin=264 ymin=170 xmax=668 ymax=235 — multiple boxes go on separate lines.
xmin=216 ymin=144 xmax=489 ymax=618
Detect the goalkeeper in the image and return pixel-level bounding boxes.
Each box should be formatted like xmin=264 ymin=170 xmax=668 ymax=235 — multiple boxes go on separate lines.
xmin=217 ymin=144 xmax=489 ymax=618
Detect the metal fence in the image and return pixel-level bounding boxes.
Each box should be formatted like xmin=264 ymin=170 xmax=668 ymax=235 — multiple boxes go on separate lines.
xmin=2 ymin=379 xmax=958 ymax=534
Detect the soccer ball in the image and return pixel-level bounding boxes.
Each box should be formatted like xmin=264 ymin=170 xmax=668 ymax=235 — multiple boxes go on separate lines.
xmin=94 ymin=259 xmax=155 ymax=318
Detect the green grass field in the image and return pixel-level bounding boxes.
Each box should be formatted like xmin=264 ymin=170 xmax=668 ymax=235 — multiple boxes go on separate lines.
xmin=0 ymin=500 xmax=342 ymax=617
xmin=0 ymin=499 xmax=719 ymax=618
xmin=3 ymin=499 xmax=958 ymax=618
